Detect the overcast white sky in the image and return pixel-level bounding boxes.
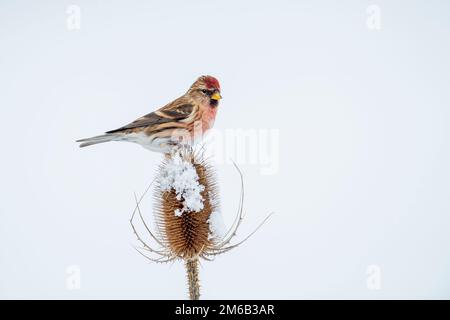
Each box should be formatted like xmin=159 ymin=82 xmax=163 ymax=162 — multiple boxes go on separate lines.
xmin=1 ymin=0 xmax=450 ymax=299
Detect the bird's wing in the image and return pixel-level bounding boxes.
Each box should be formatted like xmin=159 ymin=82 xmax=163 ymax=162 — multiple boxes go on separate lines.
xmin=106 ymin=102 xmax=194 ymax=134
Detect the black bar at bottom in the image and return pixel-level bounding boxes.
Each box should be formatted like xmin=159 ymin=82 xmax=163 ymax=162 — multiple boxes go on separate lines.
xmin=0 ymin=300 xmax=448 ymax=319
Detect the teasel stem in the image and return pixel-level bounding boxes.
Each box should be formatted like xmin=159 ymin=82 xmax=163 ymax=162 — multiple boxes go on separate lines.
xmin=185 ymin=258 xmax=200 ymax=300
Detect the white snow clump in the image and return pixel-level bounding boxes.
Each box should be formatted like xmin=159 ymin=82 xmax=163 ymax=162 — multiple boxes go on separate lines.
xmin=159 ymin=153 xmax=205 ymax=217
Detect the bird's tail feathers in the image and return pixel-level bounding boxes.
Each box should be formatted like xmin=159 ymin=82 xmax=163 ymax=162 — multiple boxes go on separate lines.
xmin=76 ymin=134 xmax=118 ymax=148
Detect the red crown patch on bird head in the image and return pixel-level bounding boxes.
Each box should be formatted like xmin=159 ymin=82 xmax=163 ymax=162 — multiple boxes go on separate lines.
xmin=203 ymin=76 xmax=220 ymax=91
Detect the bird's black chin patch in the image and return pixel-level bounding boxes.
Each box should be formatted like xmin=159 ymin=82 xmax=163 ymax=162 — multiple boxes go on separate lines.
xmin=210 ymin=99 xmax=219 ymax=107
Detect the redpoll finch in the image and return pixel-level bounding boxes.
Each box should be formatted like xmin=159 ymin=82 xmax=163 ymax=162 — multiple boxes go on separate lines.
xmin=76 ymin=75 xmax=222 ymax=153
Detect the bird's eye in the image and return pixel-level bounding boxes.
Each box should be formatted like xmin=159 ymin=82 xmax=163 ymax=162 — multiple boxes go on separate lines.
xmin=201 ymin=89 xmax=209 ymax=95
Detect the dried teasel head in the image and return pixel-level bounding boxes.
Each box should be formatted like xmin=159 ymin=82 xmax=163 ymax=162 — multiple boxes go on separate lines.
xmin=154 ymin=147 xmax=224 ymax=260
xmin=130 ymin=145 xmax=272 ymax=300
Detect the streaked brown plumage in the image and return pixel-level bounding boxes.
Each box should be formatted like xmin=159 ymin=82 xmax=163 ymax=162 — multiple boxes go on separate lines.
xmin=76 ymin=75 xmax=222 ymax=153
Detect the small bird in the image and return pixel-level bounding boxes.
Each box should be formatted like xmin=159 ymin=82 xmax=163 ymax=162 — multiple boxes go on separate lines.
xmin=77 ymin=75 xmax=222 ymax=153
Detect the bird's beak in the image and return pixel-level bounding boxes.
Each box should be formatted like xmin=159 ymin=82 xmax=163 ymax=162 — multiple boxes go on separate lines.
xmin=211 ymin=92 xmax=222 ymax=100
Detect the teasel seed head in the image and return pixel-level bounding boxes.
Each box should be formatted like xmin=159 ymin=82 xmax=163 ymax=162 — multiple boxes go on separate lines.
xmin=130 ymin=145 xmax=272 ymax=300
xmin=153 ymin=147 xmax=221 ymax=260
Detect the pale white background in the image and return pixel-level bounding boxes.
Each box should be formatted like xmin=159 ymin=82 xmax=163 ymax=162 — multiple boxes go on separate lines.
xmin=1 ymin=0 xmax=449 ymax=299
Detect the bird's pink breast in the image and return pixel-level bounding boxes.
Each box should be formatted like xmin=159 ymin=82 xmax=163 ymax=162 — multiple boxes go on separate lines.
xmin=202 ymin=107 xmax=217 ymax=131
